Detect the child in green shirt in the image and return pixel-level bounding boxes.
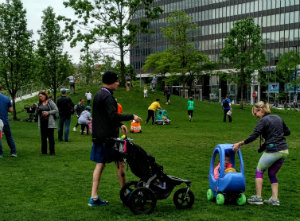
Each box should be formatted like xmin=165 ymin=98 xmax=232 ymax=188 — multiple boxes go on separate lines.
xmin=187 ymin=97 xmax=194 ymax=121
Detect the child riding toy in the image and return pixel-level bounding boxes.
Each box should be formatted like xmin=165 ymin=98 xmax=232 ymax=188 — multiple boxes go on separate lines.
xmin=207 ymin=144 xmax=246 ymax=205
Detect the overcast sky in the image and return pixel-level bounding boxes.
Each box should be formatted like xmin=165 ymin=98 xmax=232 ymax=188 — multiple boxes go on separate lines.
xmin=2 ymin=0 xmax=128 ymax=64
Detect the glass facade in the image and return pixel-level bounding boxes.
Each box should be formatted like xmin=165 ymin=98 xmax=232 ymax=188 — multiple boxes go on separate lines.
xmin=130 ymin=0 xmax=300 ymax=73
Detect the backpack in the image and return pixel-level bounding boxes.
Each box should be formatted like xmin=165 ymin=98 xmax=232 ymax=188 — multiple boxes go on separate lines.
xmin=223 ymin=99 xmax=229 ymax=108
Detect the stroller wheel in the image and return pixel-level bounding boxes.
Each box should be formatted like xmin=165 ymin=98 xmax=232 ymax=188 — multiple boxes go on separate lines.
xmin=120 ymin=181 xmax=138 ymax=206
xmin=128 ymin=187 xmax=156 ymax=215
xmin=173 ymin=188 xmax=195 ymax=209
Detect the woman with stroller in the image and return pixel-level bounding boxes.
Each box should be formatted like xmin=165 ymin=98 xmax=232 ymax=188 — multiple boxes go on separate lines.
xmin=37 ymin=91 xmax=58 ymax=155
xmin=233 ymin=101 xmax=290 ymax=206
xmin=78 ymin=106 xmax=92 ymax=135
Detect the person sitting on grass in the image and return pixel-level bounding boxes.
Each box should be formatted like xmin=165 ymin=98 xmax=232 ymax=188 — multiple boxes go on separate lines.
xmin=78 ymin=106 xmax=92 ymax=135
xmin=214 ymin=153 xmax=233 ymax=179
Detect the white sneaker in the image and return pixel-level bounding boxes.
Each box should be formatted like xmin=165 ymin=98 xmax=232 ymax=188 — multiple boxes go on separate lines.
xmin=73 ymin=127 xmax=76 ymax=132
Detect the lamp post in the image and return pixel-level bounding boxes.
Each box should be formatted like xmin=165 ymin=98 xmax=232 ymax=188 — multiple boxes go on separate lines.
xmin=292 ymin=45 xmax=299 ymax=105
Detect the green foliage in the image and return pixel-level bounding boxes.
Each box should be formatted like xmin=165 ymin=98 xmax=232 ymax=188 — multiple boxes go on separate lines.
xmin=144 ymin=11 xmax=215 ymax=90
xmin=276 ymin=51 xmax=300 ymax=86
xmin=0 ymin=85 xmax=299 ymax=221
xmin=0 ymin=0 xmax=34 ymax=120
xmin=78 ymin=44 xmax=101 ymax=85
xmin=142 ymin=50 xmax=180 ymax=75
xmin=60 ymin=0 xmax=163 ymax=86
xmin=220 ymin=18 xmax=267 ymax=107
xmin=37 ymin=7 xmax=74 ymax=102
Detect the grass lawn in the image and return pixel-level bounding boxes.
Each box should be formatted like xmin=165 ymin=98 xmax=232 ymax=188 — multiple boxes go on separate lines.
xmin=0 ymin=84 xmax=299 ymax=221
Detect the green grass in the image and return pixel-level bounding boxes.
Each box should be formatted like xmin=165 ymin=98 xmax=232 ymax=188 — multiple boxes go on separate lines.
xmin=0 ymin=85 xmax=299 ymax=221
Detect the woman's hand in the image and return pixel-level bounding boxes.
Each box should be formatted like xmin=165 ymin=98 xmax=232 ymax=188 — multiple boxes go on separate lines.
xmin=233 ymin=141 xmax=244 ymax=151
xmin=42 ymin=111 xmax=49 ymax=118
xmin=120 ymin=125 xmax=128 ymax=136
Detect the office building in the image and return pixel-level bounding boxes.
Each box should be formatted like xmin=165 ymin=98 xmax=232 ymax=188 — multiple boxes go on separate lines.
xmin=130 ymin=0 xmax=300 ymax=102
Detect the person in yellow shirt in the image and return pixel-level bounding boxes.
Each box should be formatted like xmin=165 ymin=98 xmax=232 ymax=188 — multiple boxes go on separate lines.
xmin=145 ymin=99 xmax=161 ymax=125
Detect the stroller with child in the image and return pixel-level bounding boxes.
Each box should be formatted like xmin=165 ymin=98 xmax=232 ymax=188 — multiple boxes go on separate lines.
xmin=112 ymin=137 xmax=194 ymax=214
xmin=24 ymin=103 xmax=38 ymax=122
xmin=155 ymin=109 xmax=171 ymax=125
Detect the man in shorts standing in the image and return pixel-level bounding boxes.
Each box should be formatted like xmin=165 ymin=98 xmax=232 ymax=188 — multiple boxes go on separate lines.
xmin=88 ymin=70 xmax=142 ymax=206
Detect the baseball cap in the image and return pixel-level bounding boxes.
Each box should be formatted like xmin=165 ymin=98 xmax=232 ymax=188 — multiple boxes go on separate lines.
xmin=102 ymin=71 xmax=119 ymax=84
xmin=61 ymin=89 xmax=67 ymax=94
xmin=86 ymin=106 xmax=91 ymax=110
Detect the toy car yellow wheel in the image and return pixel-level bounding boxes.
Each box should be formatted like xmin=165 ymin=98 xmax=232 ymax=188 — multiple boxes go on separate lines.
xmin=237 ymin=193 xmax=246 ymax=205
xmin=216 ymin=193 xmax=225 ymax=205
xmin=207 ymin=189 xmax=214 ymax=201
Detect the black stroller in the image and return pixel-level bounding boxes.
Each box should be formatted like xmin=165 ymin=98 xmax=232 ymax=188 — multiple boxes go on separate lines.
xmin=24 ymin=103 xmax=38 ymax=122
xmin=112 ymin=137 xmax=194 ymax=215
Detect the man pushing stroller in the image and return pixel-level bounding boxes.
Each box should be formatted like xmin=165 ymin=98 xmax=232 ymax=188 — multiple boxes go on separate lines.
xmin=88 ymin=71 xmax=141 ymax=207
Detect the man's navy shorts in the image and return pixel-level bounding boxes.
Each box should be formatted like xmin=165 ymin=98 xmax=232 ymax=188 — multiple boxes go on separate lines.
xmin=90 ymin=142 xmax=118 ymax=163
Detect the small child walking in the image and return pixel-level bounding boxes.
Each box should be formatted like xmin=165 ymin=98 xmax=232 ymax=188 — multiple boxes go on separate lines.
xmin=187 ymin=97 xmax=194 ymax=121
xmin=144 ymin=87 xmax=148 ymax=98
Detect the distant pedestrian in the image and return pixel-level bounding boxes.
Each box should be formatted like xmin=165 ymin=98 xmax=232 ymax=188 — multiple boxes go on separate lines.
xmin=78 ymin=106 xmax=92 ymax=135
xmin=68 ymin=75 xmax=75 ymax=94
xmin=0 ymin=86 xmax=17 ymax=158
xmin=85 ymin=90 xmax=92 ymax=105
xmin=57 ymin=89 xmax=74 ymax=142
xmin=221 ymin=95 xmax=232 ymax=122
xmin=150 ymin=75 xmax=157 ymax=91
xmin=37 ymin=90 xmax=58 ymax=155
xmin=145 ymin=99 xmax=161 ymax=125
xmin=125 ymin=74 xmax=131 ymax=91
xmin=144 ymin=87 xmax=148 ymax=98
xmin=164 ymin=86 xmax=171 ymax=104
xmin=187 ymin=97 xmax=194 ymax=122
xmin=73 ymin=98 xmax=85 ymax=132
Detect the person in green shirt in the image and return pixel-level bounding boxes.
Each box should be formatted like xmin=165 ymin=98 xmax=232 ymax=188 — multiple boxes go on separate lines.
xmin=187 ymin=97 xmax=194 ymax=121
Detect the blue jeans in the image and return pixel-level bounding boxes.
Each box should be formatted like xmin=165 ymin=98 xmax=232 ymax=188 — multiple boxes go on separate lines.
xmin=58 ymin=116 xmax=71 ymax=141
xmin=0 ymin=124 xmax=17 ymax=156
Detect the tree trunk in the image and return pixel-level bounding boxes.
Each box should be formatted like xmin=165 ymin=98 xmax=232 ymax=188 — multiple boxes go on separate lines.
xmin=240 ymin=69 xmax=245 ymax=109
xmin=120 ymin=45 xmax=125 ymax=87
xmin=12 ymin=96 xmax=17 ymax=120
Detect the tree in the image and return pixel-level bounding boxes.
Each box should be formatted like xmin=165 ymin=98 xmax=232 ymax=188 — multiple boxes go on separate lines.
xmin=37 ymin=7 xmax=73 ymax=102
xmin=161 ymin=11 xmax=197 ymax=73
xmin=61 ymin=0 xmax=163 ymax=86
xmin=78 ymin=43 xmax=100 ymax=85
xmin=144 ymin=11 xmax=215 ymax=91
xmin=142 ymin=50 xmax=180 ymax=76
xmin=220 ymin=17 xmax=267 ymax=108
xmin=276 ymin=51 xmax=300 ymax=95
xmin=0 ymin=0 xmax=34 ymax=120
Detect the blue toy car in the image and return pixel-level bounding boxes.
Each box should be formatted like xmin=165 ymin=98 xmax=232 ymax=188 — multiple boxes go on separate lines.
xmin=207 ymin=144 xmax=246 ymax=205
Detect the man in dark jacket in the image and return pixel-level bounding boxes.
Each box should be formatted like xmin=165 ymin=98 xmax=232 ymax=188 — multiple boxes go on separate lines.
xmin=88 ymin=71 xmax=141 ymax=207
xmin=57 ymin=89 xmax=74 ymax=142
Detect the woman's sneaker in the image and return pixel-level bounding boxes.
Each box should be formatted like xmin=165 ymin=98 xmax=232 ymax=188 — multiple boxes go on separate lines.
xmin=88 ymin=197 xmax=109 ymax=206
xmin=264 ymin=197 xmax=280 ymax=206
xmin=247 ymin=195 xmax=263 ymax=205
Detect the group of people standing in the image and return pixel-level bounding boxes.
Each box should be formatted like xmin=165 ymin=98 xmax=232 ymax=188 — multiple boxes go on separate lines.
xmin=35 ymin=88 xmax=93 ymax=155
xmin=0 ymin=72 xmax=291 ymax=208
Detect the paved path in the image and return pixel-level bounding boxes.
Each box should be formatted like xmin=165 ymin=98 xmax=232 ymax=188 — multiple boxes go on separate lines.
xmin=15 ymin=92 xmax=39 ymax=103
